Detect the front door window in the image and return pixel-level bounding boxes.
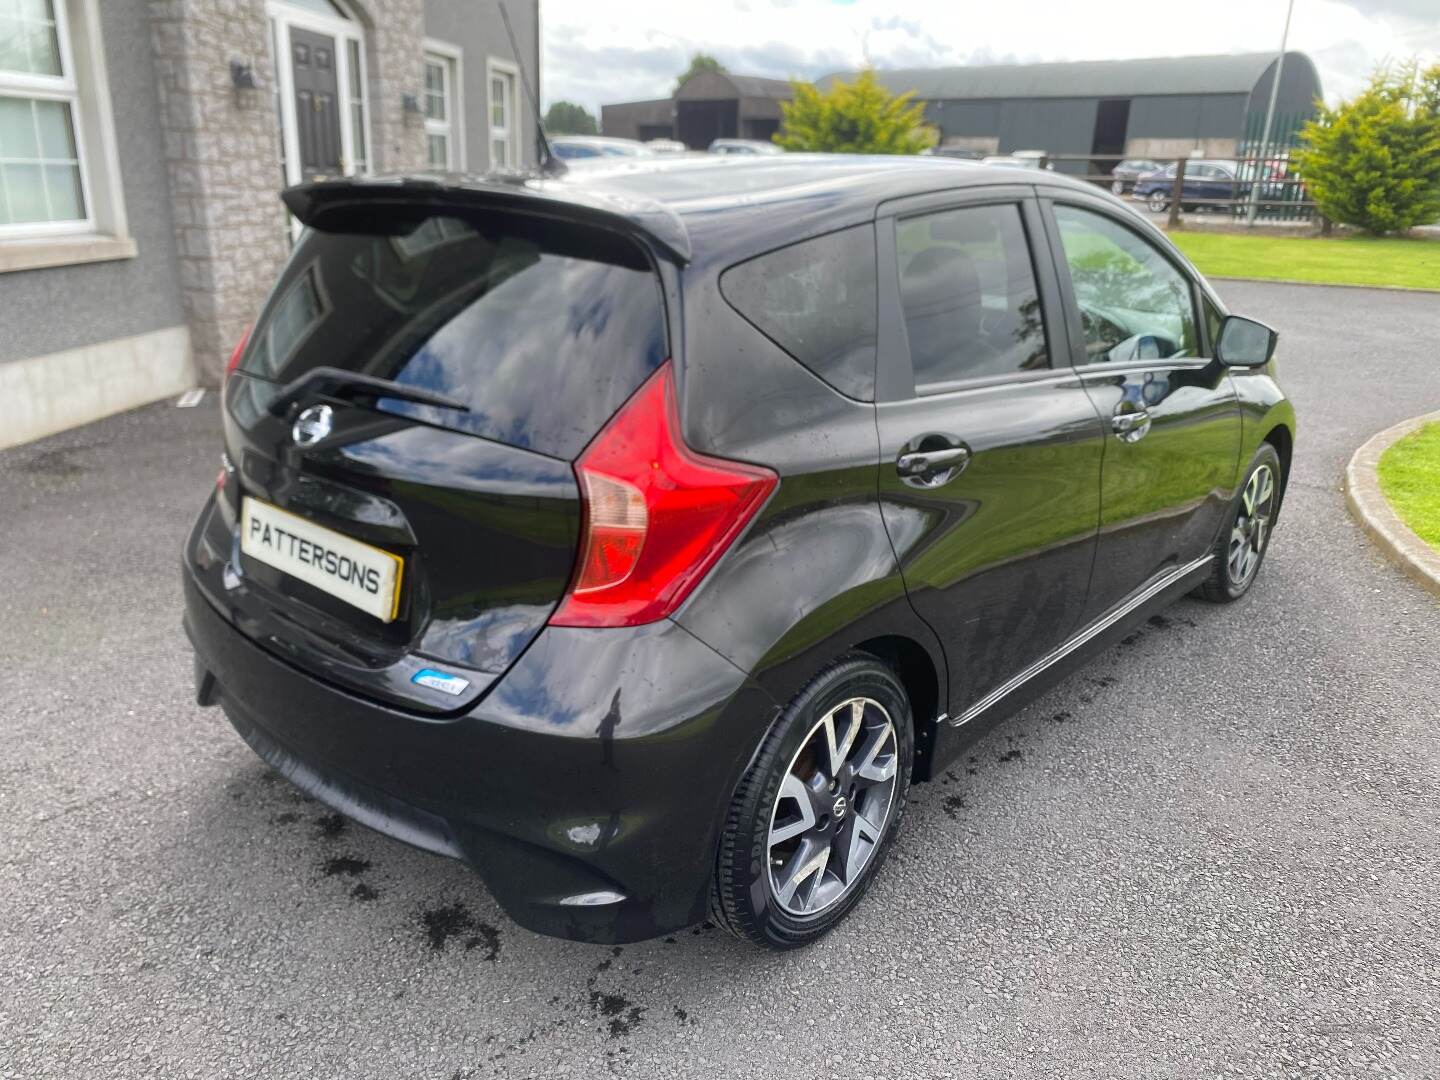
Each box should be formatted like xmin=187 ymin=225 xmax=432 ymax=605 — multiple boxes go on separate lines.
xmin=1052 ymin=204 xmax=1198 ymax=363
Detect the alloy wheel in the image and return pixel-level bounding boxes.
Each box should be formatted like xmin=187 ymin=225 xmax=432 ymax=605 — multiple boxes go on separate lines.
xmin=1228 ymin=463 xmax=1275 ymax=588
xmin=767 ymin=697 xmax=899 ymax=916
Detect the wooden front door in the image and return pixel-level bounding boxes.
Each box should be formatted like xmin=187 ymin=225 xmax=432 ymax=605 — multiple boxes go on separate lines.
xmin=291 ymin=27 xmax=343 ymax=180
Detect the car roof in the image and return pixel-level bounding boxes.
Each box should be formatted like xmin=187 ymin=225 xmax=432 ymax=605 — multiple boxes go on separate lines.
xmin=550 ymin=153 xmax=1106 ymax=262
xmin=287 ymin=154 xmax=1109 ymax=268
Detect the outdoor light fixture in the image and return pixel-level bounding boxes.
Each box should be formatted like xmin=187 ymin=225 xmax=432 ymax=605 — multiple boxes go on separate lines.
xmin=230 ymin=60 xmax=257 ymax=90
xmin=402 ymin=92 xmax=423 ymax=123
xmin=230 ymin=60 xmax=259 ymax=109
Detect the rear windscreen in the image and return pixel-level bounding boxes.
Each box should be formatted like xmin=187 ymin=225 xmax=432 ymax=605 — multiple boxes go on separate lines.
xmin=238 ymin=210 xmax=667 ymax=459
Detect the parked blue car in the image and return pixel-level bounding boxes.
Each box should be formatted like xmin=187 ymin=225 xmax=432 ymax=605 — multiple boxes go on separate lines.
xmin=1133 ymin=160 xmax=1247 ymax=213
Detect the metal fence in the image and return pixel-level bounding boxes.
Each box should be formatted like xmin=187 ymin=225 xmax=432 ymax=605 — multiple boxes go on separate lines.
xmin=1044 ymin=113 xmax=1318 ymax=227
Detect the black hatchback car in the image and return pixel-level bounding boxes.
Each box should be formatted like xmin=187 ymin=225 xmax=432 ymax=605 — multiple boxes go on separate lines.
xmin=184 ymin=155 xmax=1294 ymax=950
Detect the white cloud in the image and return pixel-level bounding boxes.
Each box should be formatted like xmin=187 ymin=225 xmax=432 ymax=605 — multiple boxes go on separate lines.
xmin=541 ymin=0 xmax=1440 ymax=117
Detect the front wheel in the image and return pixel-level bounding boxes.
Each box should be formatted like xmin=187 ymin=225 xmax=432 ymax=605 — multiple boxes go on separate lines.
xmin=711 ymin=654 xmax=913 ymax=949
xmin=1146 ymin=189 xmax=1169 ymax=213
xmin=1194 ymin=443 xmax=1282 ymax=602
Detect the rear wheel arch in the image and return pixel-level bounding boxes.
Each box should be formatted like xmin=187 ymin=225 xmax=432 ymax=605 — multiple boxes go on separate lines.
xmin=852 ymin=634 xmax=943 ymax=782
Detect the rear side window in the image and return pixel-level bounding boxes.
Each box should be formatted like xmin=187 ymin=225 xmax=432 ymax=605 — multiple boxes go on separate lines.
xmin=895 ymin=203 xmax=1049 ymax=390
xmin=720 ymin=224 xmax=877 ymax=401
xmin=239 ymin=211 xmax=666 ymax=460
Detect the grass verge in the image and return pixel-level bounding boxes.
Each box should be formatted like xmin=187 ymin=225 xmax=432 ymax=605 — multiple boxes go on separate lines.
xmin=1168 ymin=231 xmax=1440 ymax=291
xmin=1378 ymin=421 xmax=1440 ymax=551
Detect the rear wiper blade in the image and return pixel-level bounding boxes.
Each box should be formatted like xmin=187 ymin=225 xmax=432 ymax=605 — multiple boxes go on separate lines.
xmin=266 ymin=366 xmax=471 ymax=418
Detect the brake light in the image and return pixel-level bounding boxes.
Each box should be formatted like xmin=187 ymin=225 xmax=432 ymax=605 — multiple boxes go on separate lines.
xmin=550 ymin=361 xmax=777 ymax=628
xmin=224 ymin=325 xmax=251 ymax=381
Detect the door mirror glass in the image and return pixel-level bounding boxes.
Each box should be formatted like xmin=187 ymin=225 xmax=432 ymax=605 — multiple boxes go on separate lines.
xmin=1216 ymin=315 xmax=1277 ymax=366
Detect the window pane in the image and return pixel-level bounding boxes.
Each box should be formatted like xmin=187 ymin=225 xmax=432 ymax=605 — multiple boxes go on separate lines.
xmin=0 ymin=18 xmax=25 ymax=73
xmin=350 ymin=102 xmax=365 ymax=169
xmin=424 ymin=61 xmax=446 ymax=121
xmin=720 ymin=224 xmax=878 ymax=400
xmin=22 ymin=16 xmax=59 ymax=74
xmin=34 ymin=98 xmax=75 ymax=158
xmin=0 ymin=95 xmax=39 ymax=157
xmin=19 ymin=0 xmax=56 ymax=20
xmin=491 ymin=136 xmax=506 ymax=168
xmin=346 ymin=38 xmax=361 ymax=98
xmin=43 ymin=160 xmax=81 ymax=218
xmin=490 ymin=76 xmax=505 ymax=126
xmin=2 ymin=162 xmax=48 ymax=222
xmin=896 ymin=203 xmax=1049 ymax=387
xmin=1053 ymin=205 xmax=1197 ymax=363
xmin=427 ymin=133 xmax=447 ymax=168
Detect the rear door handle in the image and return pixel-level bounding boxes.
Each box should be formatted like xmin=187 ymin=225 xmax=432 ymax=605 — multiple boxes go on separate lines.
xmin=897 ymin=447 xmax=969 ymax=476
xmin=1111 ymin=410 xmax=1152 ymax=442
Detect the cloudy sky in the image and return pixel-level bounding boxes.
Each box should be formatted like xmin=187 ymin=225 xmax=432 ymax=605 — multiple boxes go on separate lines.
xmin=541 ymin=0 xmax=1440 ymax=117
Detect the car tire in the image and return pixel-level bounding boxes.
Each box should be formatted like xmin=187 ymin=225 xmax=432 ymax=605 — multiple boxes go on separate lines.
xmin=711 ymin=653 xmax=913 ymax=950
xmin=1194 ymin=443 xmax=1283 ymax=603
xmin=1146 ymin=190 xmax=1169 ymax=213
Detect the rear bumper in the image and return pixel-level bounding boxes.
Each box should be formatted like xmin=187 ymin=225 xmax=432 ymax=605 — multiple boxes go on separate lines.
xmin=183 ymin=567 xmax=778 ymax=943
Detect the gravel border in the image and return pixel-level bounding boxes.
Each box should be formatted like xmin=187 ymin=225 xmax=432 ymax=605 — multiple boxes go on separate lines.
xmin=1344 ymin=410 xmax=1440 ymax=599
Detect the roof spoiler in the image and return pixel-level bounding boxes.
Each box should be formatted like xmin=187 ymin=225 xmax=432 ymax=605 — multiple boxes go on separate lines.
xmin=281 ymin=175 xmax=692 ymax=264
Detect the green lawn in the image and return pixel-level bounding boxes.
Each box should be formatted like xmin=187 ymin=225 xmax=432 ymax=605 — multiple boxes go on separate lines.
xmin=1378 ymin=421 xmax=1440 ymax=551
xmin=1168 ymin=232 xmax=1440 ymax=291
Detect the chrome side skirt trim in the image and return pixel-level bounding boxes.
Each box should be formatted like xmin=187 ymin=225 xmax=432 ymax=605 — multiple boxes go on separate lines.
xmin=949 ymin=554 xmax=1214 ymax=728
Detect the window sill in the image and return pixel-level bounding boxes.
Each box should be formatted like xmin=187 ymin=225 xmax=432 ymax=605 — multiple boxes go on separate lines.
xmin=0 ymin=234 xmax=137 ymax=274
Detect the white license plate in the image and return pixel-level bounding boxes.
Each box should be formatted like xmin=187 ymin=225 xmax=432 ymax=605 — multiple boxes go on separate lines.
xmin=240 ymin=497 xmax=403 ymax=623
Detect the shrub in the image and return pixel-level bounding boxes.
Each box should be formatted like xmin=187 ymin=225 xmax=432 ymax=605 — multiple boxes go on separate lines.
xmin=543 ymin=101 xmax=598 ymax=136
xmin=1294 ymin=63 xmax=1440 ymax=234
xmin=776 ymin=70 xmax=934 ymax=155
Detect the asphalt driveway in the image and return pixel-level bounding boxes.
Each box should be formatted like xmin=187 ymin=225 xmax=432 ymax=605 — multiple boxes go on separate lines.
xmin=2 ymin=280 xmax=1438 ymax=1079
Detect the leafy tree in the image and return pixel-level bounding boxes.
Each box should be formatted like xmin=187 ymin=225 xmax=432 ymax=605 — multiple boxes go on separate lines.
xmin=1294 ymin=62 xmax=1440 ymax=234
xmin=775 ymin=70 xmax=935 ymax=155
xmin=674 ymin=52 xmax=726 ymax=93
xmin=543 ymin=100 xmax=598 ymax=136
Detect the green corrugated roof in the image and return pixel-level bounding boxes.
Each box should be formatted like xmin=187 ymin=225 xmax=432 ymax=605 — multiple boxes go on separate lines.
xmin=820 ymin=51 xmax=1318 ymax=101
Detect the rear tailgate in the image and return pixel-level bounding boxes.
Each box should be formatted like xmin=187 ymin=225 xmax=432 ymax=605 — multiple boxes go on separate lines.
xmin=193 ymin=192 xmax=669 ymax=712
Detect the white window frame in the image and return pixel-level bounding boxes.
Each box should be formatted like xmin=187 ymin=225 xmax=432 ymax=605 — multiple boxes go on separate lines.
xmin=422 ymin=39 xmax=463 ymax=171
xmin=266 ymin=0 xmax=372 ymax=188
xmin=0 ymin=0 xmax=128 ymax=255
xmin=486 ymin=57 xmax=520 ymax=171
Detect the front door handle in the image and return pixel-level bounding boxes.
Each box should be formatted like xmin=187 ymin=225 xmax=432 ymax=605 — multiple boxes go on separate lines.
xmin=1111 ymin=410 xmax=1152 ymax=443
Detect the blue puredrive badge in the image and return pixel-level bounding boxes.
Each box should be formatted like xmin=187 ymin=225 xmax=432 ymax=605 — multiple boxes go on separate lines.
xmin=412 ymin=668 xmax=470 ymax=696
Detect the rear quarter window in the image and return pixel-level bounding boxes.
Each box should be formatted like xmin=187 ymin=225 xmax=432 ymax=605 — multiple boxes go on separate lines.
xmin=239 ymin=211 xmax=667 ymax=460
xmin=719 ymin=223 xmax=878 ymax=401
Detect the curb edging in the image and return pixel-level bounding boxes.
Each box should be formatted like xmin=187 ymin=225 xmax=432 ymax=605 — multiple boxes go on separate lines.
xmin=1344 ymin=410 xmax=1440 ymax=600
xmin=1208 ymin=275 xmax=1440 ymax=295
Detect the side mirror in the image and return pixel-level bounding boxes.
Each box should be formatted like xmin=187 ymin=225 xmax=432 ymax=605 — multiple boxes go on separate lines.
xmin=1216 ymin=314 xmax=1278 ymax=367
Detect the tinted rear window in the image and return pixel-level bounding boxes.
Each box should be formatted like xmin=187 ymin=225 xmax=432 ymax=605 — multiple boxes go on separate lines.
xmin=239 ymin=211 xmax=666 ymax=459
xmin=719 ymin=224 xmax=877 ymax=400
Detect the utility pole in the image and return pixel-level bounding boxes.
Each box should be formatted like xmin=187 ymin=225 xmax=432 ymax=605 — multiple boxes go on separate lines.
xmin=1247 ymin=0 xmax=1295 ymax=225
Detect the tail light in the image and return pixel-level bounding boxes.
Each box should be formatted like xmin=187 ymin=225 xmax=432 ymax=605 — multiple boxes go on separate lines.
xmin=224 ymin=325 xmax=252 ymax=382
xmin=550 ymin=361 xmax=777 ymax=628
